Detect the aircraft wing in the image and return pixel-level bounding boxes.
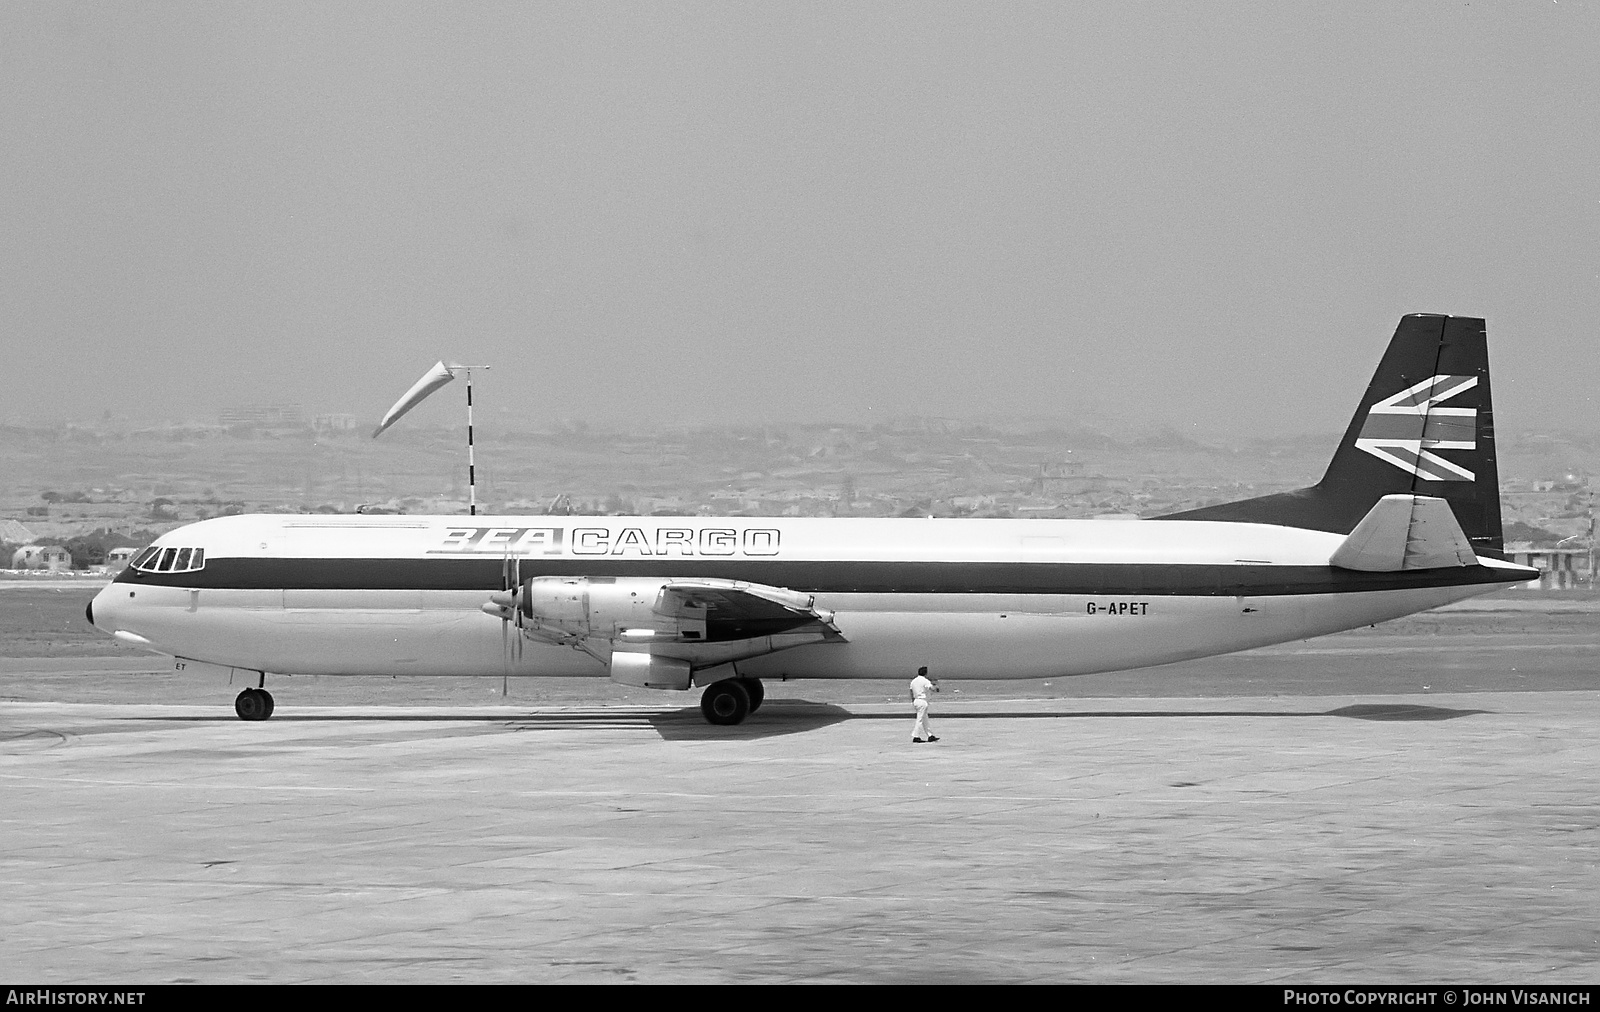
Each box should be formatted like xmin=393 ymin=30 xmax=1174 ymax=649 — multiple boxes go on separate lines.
xmin=657 ymin=579 xmax=845 ymax=641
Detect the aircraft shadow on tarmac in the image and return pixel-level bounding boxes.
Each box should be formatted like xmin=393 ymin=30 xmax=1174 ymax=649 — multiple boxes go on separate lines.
xmin=640 ymin=700 xmax=1493 ymax=740
xmin=118 ymin=700 xmax=1489 ymax=742
xmin=646 ymin=701 xmax=851 ymax=740
xmin=120 ymin=705 xmax=848 ymax=741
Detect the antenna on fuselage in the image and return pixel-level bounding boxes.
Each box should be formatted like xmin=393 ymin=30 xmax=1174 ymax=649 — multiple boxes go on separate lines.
xmin=372 ymin=361 xmax=490 ymax=516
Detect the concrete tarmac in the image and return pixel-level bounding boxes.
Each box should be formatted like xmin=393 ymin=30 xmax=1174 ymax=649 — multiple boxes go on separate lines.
xmin=3 ymin=689 xmax=1598 ymax=983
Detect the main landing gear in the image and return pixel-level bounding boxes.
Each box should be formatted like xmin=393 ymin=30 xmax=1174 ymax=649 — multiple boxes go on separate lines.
xmin=700 ymin=677 xmax=763 ymax=726
xmin=235 ymin=687 xmax=274 ymax=721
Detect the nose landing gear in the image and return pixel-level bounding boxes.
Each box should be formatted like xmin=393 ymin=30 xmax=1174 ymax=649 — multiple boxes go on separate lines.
xmin=235 ymin=687 xmax=275 ymax=721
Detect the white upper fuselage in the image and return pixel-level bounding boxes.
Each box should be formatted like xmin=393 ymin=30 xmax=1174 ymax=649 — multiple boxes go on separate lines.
xmin=91 ymin=513 xmax=1529 ymax=685
xmin=124 ymin=512 xmax=1351 ymax=565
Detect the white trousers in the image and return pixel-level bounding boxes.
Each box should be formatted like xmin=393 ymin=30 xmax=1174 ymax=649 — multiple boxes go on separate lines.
xmin=913 ymin=701 xmax=932 ymax=740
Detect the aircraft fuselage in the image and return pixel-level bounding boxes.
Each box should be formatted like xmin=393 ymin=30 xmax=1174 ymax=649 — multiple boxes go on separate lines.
xmin=90 ymin=513 xmax=1528 ymax=684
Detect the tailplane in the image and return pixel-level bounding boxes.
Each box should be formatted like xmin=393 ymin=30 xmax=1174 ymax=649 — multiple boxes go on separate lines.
xmin=1157 ymin=314 xmax=1503 ymax=555
xmin=1329 ymin=495 xmax=1479 ymax=571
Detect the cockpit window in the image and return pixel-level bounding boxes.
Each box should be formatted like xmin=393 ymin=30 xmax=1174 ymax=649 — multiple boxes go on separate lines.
xmin=132 ymin=545 xmax=207 ymax=573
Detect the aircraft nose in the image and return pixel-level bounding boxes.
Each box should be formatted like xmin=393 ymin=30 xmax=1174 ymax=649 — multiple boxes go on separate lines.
xmin=86 ymin=583 xmax=117 ymax=633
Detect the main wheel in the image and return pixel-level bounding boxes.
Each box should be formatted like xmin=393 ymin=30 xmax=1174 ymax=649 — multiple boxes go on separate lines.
xmin=259 ymin=689 xmax=275 ymax=720
xmin=700 ymin=679 xmax=752 ymax=726
xmin=235 ymin=688 xmax=270 ymax=722
xmin=739 ymin=677 xmax=764 ymax=714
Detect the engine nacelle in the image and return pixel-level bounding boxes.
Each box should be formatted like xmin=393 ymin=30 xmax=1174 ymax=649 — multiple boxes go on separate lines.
xmin=609 ymin=651 xmax=692 ymax=690
xmin=522 ymin=576 xmax=693 ymax=641
xmin=483 ymin=575 xmax=841 ymax=671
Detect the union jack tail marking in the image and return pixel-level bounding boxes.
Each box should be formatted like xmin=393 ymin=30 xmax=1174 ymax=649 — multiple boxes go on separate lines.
xmin=1354 ymin=375 xmax=1477 ymax=482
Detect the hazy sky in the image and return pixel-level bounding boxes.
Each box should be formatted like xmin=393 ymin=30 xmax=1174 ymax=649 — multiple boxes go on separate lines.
xmin=3 ymin=2 xmax=1597 ymax=435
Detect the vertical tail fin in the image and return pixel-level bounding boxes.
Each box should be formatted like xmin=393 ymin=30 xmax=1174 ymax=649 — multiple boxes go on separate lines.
xmin=1157 ymin=314 xmax=1503 ymax=555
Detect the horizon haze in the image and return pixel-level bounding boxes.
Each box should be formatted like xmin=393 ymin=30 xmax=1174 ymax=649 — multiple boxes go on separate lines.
xmin=3 ymin=3 xmax=1597 ymax=435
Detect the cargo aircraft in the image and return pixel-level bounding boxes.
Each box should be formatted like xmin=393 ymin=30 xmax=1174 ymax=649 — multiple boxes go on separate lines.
xmin=88 ymin=315 xmax=1535 ymax=725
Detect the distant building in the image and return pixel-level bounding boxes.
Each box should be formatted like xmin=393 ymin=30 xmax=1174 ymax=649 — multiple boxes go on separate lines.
xmin=1505 ymin=545 xmax=1593 ymax=591
xmin=1036 ymin=461 xmax=1129 ymax=498
xmin=220 ymin=404 xmax=305 ymax=429
xmin=12 ymin=545 xmax=71 ymax=572
xmin=1036 ymin=460 xmax=1085 ymax=496
xmin=313 ymin=413 xmax=358 ymax=432
xmin=105 ymin=547 xmax=137 ymax=572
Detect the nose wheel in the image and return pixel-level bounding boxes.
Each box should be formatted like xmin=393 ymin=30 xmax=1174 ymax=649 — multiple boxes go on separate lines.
xmin=235 ymin=687 xmax=275 ymax=721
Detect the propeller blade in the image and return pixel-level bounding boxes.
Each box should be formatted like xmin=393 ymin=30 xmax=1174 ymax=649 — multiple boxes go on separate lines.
xmin=503 ymin=546 xmax=514 ymax=696
xmin=512 ymin=556 xmax=523 ymax=663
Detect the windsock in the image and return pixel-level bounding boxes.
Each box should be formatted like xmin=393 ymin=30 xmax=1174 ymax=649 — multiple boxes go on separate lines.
xmin=372 ymin=361 xmax=455 ymax=438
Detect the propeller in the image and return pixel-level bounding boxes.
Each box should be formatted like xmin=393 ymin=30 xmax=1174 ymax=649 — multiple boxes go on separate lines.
xmin=500 ymin=550 xmax=510 ymax=697
xmin=512 ymin=556 xmax=525 ymax=657
xmin=489 ymin=548 xmax=523 ymax=697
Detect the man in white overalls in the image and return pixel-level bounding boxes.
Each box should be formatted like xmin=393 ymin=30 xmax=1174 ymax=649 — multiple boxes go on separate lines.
xmin=910 ymin=666 xmax=939 ymax=743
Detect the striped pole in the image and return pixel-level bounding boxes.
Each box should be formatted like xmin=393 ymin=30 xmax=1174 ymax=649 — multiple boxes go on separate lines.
xmin=466 ymin=369 xmax=477 ymax=516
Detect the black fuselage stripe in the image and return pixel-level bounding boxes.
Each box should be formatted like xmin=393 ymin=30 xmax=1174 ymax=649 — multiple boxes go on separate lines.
xmin=115 ymin=557 xmax=1524 ymax=596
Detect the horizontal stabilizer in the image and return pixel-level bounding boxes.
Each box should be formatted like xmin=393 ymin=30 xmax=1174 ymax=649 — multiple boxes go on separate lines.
xmin=1329 ymin=495 xmax=1479 ymax=572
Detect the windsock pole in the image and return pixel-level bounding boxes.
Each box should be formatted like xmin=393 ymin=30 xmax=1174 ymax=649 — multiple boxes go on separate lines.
xmin=465 ymin=369 xmax=477 ymax=516
xmin=452 ymin=364 xmax=490 ymax=517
